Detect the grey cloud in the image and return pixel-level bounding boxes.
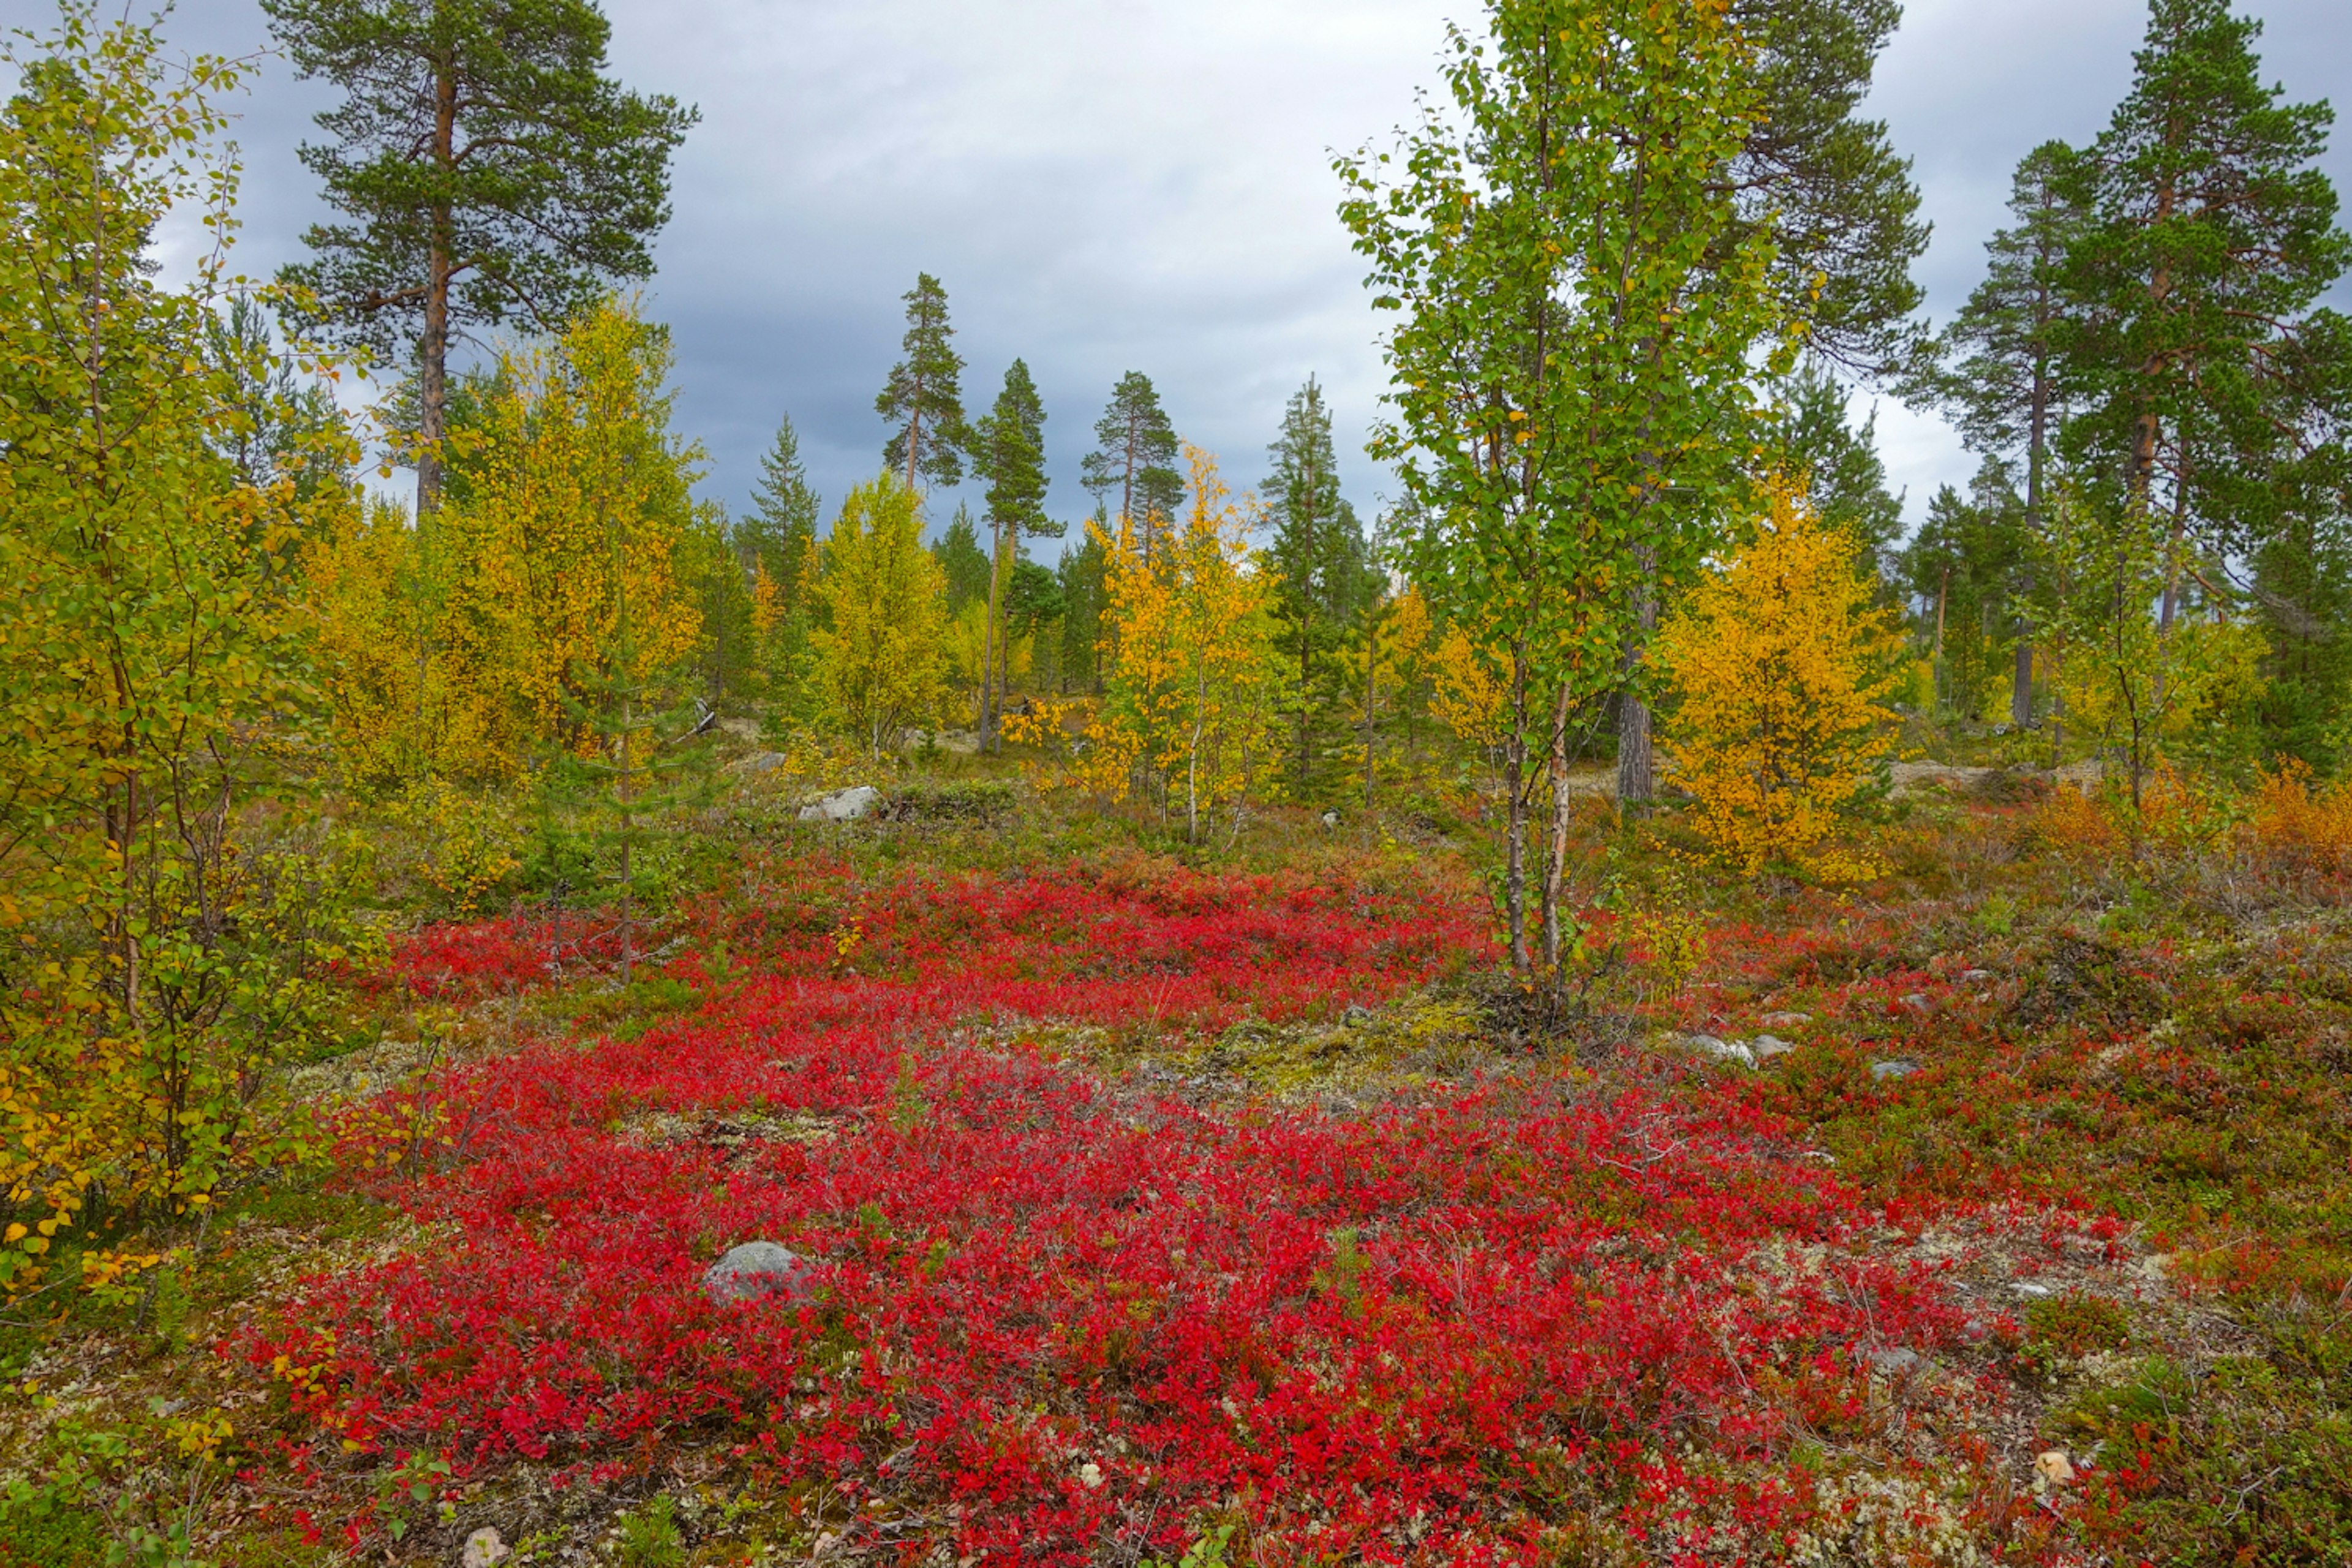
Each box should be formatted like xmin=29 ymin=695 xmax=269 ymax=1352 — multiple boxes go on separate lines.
xmin=39 ymin=0 xmax=2352 ymax=538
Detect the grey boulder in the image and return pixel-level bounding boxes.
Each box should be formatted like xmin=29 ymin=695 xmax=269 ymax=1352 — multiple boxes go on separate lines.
xmin=799 ymin=785 xmax=880 ymax=823
xmin=704 ymin=1241 xmax=815 ymax=1304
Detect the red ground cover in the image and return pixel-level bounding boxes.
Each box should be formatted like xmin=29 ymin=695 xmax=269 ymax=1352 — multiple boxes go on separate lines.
xmin=265 ymin=861 xmax=1996 ymax=1562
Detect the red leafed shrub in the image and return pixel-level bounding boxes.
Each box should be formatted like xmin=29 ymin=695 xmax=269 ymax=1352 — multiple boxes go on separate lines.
xmin=263 ymin=860 xmax=1984 ymax=1562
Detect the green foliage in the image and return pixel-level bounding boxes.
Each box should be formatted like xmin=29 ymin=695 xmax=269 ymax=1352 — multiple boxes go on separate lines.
xmin=1728 ymin=0 xmax=1928 ymax=375
xmin=1140 ymin=1524 xmax=1235 ymax=1568
xmin=1338 ymin=0 xmax=1789 ymax=967
xmin=1758 ymin=358 xmax=1905 ymax=572
xmin=741 ymin=413 xmax=822 ymax=594
xmin=1897 ymin=460 xmax=2032 ymax=724
xmin=1263 ymin=377 xmax=1371 ymax=798
xmin=933 ymin=504 xmax=993 ymax=614
xmin=614 ymin=1494 xmax=685 ymax=1568
xmin=1057 ymin=524 xmax=1110 ymax=694
xmin=0 ymin=5 xmax=379 ymax=1290
xmin=265 ymin=0 xmax=696 ymax=511
xmin=1080 ymin=371 xmax=1183 ymax=549
xmin=876 ymin=273 xmax=970 ymax=491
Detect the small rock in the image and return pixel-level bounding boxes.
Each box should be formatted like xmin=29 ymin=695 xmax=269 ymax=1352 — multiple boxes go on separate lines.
xmin=1869 ymin=1058 xmax=1920 ymax=1082
xmin=1961 ymin=969 xmax=1994 ymax=984
xmin=1750 ymin=1034 xmax=1797 ymax=1060
xmin=731 ymin=750 xmax=788 ymax=775
xmin=1897 ymin=992 xmax=1934 ymax=1016
xmin=1758 ymin=1011 xmax=1811 ymax=1029
xmin=1868 ymin=1346 xmax=1924 ymax=1375
xmin=463 ymin=1528 xmax=510 ymax=1568
xmin=704 ymin=1240 xmax=815 ymax=1304
xmin=799 ymin=785 xmax=880 ymax=823
xmin=1342 ymin=1004 xmax=1373 ymax=1027
xmin=2012 ymin=1281 xmax=2053 ymax=1298
xmin=2034 ymin=1449 xmax=2076 ymax=1490
xmin=1683 ymin=1033 xmax=1755 ymax=1069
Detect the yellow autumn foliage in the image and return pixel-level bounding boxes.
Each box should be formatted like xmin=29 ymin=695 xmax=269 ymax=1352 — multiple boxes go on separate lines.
xmin=308 ymin=298 xmax=708 ymax=784
xmin=438 ymin=299 xmax=706 ymax=773
xmin=812 ymin=476 xmax=950 ymax=754
xmin=1654 ymin=480 xmax=1905 ymax=882
xmin=1078 ymin=447 xmax=1285 ymax=839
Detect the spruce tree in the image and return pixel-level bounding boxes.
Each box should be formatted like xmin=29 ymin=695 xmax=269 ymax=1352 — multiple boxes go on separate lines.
xmin=1263 ymin=376 xmax=1369 ymax=794
xmin=1080 ymin=372 xmax=1182 ymax=559
xmin=933 ymin=504 xmax=993 ymax=614
xmin=1058 ymin=521 xmax=1109 ymax=695
xmin=263 ymin=0 xmax=696 ymax=518
xmin=738 ymin=414 xmax=820 ymax=605
xmin=876 ymin=273 xmax=969 ymax=492
xmin=1760 ymin=360 xmax=1905 ymax=573
xmin=970 ymin=360 xmax=1060 ymax=747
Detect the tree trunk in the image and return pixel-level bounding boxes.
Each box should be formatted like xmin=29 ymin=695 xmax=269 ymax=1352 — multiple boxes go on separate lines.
xmin=1504 ymin=646 xmax=1531 ymax=973
xmin=1363 ymin=603 xmax=1378 ymax=808
xmin=1616 ymin=548 xmax=1659 ymax=808
xmin=1933 ymin=566 xmax=1950 ymax=714
xmin=981 ymin=510 xmax=1003 ymax=750
xmin=1540 ymin=683 xmax=1572 ymax=974
xmin=2015 ymin=274 xmax=2054 ymax=731
xmin=418 ymin=58 xmax=457 ymax=519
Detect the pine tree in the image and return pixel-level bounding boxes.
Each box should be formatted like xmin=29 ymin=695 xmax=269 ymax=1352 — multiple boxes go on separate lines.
xmin=2057 ymin=0 xmax=2350 ymax=624
xmin=1896 ymin=460 xmax=2030 ymax=724
xmin=970 ymin=359 xmax=1060 ymax=747
xmin=1913 ymin=141 xmax=2087 ymax=727
xmin=1263 ymin=376 xmax=1370 ymax=796
xmin=1728 ymin=0 xmax=1930 ymax=376
xmin=876 ymin=273 xmax=969 ymax=492
xmin=1080 ymin=372 xmax=1183 ymax=560
xmin=263 ymin=0 xmax=696 ymax=518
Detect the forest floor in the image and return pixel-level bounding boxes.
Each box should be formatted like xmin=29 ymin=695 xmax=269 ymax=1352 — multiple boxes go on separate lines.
xmin=1 ymin=769 xmax=2348 ymax=1567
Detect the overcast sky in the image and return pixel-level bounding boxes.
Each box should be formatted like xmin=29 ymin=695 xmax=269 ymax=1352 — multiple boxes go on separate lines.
xmin=28 ymin=0 xmax=2352 ymax=541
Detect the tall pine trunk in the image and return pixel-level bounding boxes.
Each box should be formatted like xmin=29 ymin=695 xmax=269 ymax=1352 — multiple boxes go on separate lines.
xmin=418 ymin=58 xmax=457 ymax=519
xmin=981 ymin=510 xmax=1003 ymax=749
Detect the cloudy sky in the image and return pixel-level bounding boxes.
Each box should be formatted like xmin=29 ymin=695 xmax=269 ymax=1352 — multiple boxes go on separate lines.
xmin=53 ymin=0 xmax=2352 ymax=540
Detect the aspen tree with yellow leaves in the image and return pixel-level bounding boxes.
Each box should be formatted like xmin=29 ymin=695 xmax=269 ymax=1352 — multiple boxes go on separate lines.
xmin=1340 ymin=582 xmax=1439 ymax=804
xmin=431 ymin=298 xmax=707 ymax=776
xmin=1654 ymin=481 xmax=1907 ymax=881
xmin=1080 ymin=448 xmax=1284 ymax=842
xmin=813 ymin=477 xmax=950 ymax=756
